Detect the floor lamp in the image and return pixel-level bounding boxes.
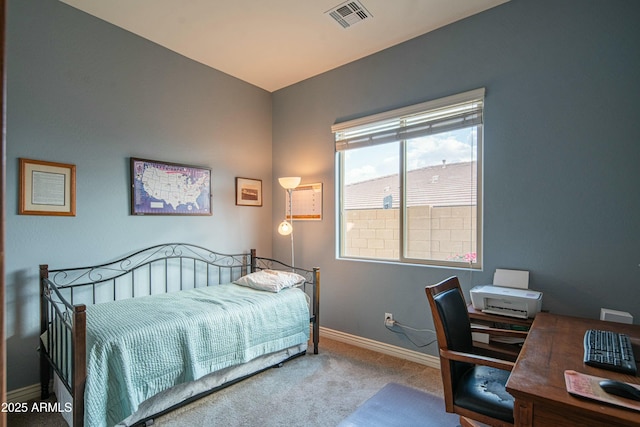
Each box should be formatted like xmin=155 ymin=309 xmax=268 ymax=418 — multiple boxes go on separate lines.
xmin=277 ymin=176 xmax=300 ymax=268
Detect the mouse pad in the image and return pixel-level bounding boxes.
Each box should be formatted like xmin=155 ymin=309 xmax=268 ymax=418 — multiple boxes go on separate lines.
xmin=564 ymin=370 xmax=640 ymax=412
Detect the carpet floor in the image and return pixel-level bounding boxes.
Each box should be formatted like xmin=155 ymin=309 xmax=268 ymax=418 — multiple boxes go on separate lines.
xmin=8 ymin=338 xmax=448 ymax=426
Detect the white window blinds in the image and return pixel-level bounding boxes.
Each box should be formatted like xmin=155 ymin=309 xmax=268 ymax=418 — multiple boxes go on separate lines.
xmin=332 ymin=88 xmax=484 ymax=151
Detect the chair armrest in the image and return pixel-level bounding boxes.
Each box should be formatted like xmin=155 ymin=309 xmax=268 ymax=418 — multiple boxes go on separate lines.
xmin=440 ymin=348 xmax=515 ymax=371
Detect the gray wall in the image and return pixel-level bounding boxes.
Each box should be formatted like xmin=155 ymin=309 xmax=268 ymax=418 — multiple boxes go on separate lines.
xmin=6 ymin=0 xmax=273 ymax=390
xmin=5 ymin=0 xmax=640 ymax=393
xmin=272 ymin=0 xmax=640 ymax=351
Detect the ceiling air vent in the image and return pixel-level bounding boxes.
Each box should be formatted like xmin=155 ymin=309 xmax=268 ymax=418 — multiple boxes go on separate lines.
xmin=326 ymin=1 xmax=372 ymax=29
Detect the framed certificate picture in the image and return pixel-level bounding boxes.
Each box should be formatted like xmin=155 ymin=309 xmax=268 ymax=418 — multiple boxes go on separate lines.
xmin=19 ymin=158 xmax=76 ymax=216
xmin=287 ymin=182 xmax=322 ymax=220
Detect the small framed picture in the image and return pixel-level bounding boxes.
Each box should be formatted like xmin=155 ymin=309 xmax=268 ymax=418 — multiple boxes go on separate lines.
xmin=236 ymin=177 xmax=262 ymax=207
xmin=19 ymin=158 xmax=76 ymax=216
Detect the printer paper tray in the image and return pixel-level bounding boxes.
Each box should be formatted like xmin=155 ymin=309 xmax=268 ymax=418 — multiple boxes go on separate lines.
xmin=482 ymin=307 xmax=528 ymax=319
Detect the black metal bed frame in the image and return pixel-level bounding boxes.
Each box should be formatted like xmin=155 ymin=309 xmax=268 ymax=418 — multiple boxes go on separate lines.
xmin=39 ymin=243 xmax=320 ymax=427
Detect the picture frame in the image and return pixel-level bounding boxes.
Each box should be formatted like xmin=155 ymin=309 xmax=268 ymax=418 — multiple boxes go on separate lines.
xmin=235 ymin=177 xmax=263 ymax=207
xmin=130 ymin=157 xmax=212 ymax=215
xmin=19 ymin=158 xmax=76 ymax=216
xmin=287 ymin=182 xmax=322 ymax=220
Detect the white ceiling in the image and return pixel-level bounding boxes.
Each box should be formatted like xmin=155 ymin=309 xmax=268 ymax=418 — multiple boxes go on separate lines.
xmin=59 ymin=0 xmax=509 ymax=92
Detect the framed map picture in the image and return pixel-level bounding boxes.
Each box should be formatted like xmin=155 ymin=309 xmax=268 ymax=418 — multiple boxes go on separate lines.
xmin=130 ymin=157 xmax=212 ymax=215
xmin=235 ymin=177 xmax=262 ymax=207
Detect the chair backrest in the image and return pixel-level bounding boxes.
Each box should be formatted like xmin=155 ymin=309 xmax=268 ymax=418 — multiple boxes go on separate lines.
xmin=425 ymin=277 xmax=474 ymax=391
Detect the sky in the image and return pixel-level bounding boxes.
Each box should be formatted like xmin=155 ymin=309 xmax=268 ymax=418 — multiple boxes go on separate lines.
xmin=343 ymin=127 xmax=478 ymax=185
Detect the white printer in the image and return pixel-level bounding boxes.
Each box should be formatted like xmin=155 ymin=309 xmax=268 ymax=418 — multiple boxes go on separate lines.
xmin=470 ymin=285 xmax=542 ymax=319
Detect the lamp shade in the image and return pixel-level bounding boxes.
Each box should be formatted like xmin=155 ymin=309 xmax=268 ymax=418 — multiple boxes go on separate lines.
xmin=278 ymin=220 xmax=293 ymax=236
xmin=278 ymin=177 xmax=301 ymax=190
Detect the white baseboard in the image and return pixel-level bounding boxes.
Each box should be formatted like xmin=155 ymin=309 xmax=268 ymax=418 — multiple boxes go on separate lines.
xmin=6 ymin=383 xmax=42 ymax=403
xmin=319 ymin=326 xmax=440 ymax=369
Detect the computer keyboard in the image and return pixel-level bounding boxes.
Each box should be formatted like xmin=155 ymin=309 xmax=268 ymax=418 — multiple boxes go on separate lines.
xmin=583 ymin=329 xmax=637 ymax=375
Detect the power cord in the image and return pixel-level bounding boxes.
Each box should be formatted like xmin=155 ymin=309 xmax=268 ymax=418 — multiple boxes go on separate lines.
xmin=384 ymin=319 xmax=438 ymax=348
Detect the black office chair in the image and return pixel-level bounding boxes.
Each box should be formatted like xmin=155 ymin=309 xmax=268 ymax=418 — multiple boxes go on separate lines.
xmin=425 ymin=276 xmax=528 ymax=427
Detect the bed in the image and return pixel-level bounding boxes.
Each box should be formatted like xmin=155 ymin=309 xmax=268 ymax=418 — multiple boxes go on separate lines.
xmin=38 ymin=243 xmax=320 ymax=427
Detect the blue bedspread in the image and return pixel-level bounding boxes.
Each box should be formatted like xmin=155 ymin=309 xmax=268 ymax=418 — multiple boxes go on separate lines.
xmin=84 ymin=284 xmax=310 ymax=427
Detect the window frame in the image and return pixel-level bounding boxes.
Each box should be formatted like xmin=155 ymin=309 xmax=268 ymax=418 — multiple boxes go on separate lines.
xmin=333 ymin=89 xmax=484 ymax=269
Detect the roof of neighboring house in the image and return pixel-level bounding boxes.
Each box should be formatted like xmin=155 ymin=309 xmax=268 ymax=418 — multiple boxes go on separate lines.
xmin=343 ymin=161 xmax=477 ymax=210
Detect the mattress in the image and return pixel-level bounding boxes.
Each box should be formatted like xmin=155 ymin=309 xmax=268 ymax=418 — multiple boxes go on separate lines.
xmin=81 ymin=283 xmax=309 ymax=426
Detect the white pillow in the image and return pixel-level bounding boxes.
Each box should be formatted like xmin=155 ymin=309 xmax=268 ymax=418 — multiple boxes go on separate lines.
xmin=233 ymin=269 xmax=306 ymax=292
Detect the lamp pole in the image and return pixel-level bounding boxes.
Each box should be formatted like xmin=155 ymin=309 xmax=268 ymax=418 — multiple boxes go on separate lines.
xmin=277 ymin=177 xmax=300 ymax=270
xmin=287 ymin=188 xmax=294 ymax=269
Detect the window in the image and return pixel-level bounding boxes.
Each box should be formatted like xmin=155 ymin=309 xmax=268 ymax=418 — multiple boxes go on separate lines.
xmin=333 ymin=89 xmax=483 ymax=268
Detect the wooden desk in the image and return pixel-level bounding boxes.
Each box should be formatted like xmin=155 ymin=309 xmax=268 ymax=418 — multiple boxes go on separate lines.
xmin=506 ymin=313 xmax=640 ymax=426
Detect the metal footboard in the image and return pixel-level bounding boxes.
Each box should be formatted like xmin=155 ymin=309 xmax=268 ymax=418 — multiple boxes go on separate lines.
xmin=251 ymin=250 xmax=320 ymax=354
xmin=39 ymin=265 xmax=86 ymax=427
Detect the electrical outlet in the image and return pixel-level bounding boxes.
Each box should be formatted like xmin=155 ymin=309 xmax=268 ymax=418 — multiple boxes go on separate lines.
xmin=384 ymin=312 xmax=394 ymax=326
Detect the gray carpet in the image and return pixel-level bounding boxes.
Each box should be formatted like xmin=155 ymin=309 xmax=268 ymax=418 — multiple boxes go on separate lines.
xmin=8 ymin=338 xmax=447 ymax=426
xmin=153 ymin=339 xmax=446 ymax=426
